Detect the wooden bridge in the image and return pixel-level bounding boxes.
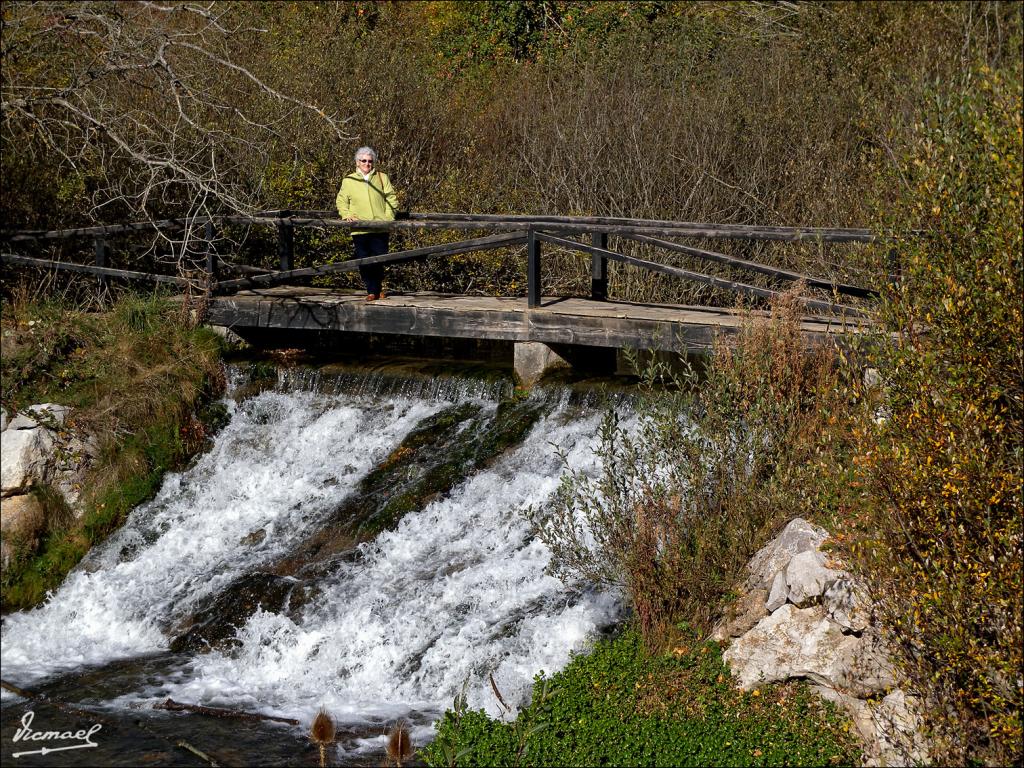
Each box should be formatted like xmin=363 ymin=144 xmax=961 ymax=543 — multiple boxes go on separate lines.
xmin=1 ymin=211 xmax=883 ymax=381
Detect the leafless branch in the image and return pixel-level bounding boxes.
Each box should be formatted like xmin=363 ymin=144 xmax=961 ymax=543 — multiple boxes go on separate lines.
xmin=1 ymin=0 xmax=352 ymax=250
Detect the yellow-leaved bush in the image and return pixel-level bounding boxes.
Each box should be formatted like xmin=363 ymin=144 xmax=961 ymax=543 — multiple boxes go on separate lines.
xmin=846 ymin=66 xmax=1022 ymax=766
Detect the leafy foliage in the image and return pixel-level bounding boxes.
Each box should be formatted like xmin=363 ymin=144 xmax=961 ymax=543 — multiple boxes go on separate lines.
xmin=844 ymin=65 xmax=1023 ymax=765
xmin=420 ymin=627 xmax=860 ymax=767
xmin=6 ymin=4 xmax=1020 ymax=307
xmin=529 ymin=291 xmax=848 ymax=645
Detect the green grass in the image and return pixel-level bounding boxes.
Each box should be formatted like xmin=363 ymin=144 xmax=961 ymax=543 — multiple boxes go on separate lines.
xmin=421 ymin=626 xmax=861 ymax=767
xmin=1 ymin=290 xmax=226 ymax=611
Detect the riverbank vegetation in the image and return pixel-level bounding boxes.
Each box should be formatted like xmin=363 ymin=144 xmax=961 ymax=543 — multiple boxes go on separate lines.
xmin=4 ymin=3 xmax=1020 ymax=304
xmin=529 ymin=288 xmax=846 ymax=645
xmin=0 ymin=288 xmax=226 ymax=610
xmin=422 ymin=627 xmax=861 ymax=767
xmin=429 ymin=292 xmax=865 ymax=766
xmin=428 ymin=61 xmax=1022 ymax=764
xmin=841 ymin=66 xmax=1023 ymax=766
xmin=2 ymin=2 xmax=1021 ymax=765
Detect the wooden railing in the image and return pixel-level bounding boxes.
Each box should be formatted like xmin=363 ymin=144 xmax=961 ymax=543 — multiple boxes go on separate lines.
xmin=0 ymin=210 xmax=884 ymax=318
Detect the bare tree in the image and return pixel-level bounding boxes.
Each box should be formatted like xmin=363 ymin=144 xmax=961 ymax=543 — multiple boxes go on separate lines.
xmin=1 ymin=1 xmax=350 ymax=241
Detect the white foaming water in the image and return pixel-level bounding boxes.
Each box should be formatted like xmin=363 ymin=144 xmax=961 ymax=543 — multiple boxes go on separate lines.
xmin=152 ymin=407 xmax=622 ymax=726
xmin=1 ymin=387 xmax=625 ymax=758
xmin=0 ymin=390 xmax=446 ymax=683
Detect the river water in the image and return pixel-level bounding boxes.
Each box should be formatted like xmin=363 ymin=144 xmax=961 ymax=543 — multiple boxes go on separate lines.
xmin=1 ymin=360 xmax=628 ymax=766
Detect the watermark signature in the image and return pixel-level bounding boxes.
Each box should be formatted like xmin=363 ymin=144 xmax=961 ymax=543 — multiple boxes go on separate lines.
xmin=11 ymin=710 xmax=102 ymax=758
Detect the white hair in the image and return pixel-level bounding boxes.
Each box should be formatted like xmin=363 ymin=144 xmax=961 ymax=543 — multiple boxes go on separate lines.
xmin=354 ymin=146 xmax=378 ymax=162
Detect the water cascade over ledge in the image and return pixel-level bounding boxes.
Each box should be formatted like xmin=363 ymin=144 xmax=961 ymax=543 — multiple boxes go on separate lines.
xmin=1 ymin=362 xmax=628 ymax=764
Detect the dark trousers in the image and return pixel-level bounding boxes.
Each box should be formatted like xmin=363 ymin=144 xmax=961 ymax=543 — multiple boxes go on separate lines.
xmin=353 ymin=232 xmax=389 ymax=295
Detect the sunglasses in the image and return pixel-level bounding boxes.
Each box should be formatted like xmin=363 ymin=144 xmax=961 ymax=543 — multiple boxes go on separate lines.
xmin=357 ymin=158 xmax=374 ymax=164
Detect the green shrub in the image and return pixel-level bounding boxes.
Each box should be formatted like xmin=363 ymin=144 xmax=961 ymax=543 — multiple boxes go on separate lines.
xmin=528 ymin=290 xmax=848 ymax=645
xmin=421 ymin=627 xmax=860 ymax=767
xmin=845 ymin=65 xmax=1023 ymax=765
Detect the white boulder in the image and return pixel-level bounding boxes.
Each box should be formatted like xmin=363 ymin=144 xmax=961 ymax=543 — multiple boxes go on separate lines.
xmin=724 ymin=604 xmax=854 ymax=689
xmin=711 ymin=588 xmax=769 ymax=642
xmin=872 ymin=688 xmax=930 ymax=766
xmin=745 ymin=517 xmax=828 ymax=590
xmin=8 ymin=403 xmax=69 ymax=430
xmin=766 ymin=569 xmax=788 ymax=612
xmin=0 ymin=493 xmax=45 ymax=539
xmin=813 ymin=685 xmax=928 ymax=767
xmin=0 ymin=493 xmax=46 ymax=571
xmin=824 ymin=576 xmax=872 ymax=633
xmin=1 ymin=426 xmax=55 ymax=497
xmin=721 ymin=517 xmax=923 ymax=763
xmin=723 ymin=603 xmax=895 ymax=698
xmin=785 ymin=549 xmax=843 ymax=607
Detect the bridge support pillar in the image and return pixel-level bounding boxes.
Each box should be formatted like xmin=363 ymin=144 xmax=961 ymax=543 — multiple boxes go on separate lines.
xmin=514 ymin=342 xmax=571 ymax=387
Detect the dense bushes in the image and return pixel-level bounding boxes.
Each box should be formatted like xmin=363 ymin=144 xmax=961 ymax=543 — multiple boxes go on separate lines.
xmin=843 ymin=66 xmax=1023 ymax=766
xmin=5 ymin=3 xmax=1020 ymax=306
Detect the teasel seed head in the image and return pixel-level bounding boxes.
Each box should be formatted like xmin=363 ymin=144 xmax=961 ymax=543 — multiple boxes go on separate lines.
xmin=386 ymin=720 xmax=414 ymax=767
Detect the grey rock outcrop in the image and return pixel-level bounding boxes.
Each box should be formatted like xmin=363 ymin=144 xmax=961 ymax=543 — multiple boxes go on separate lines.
xmin=814 ymin=685 xmax=930 ymax=767
xmin=1 ymin=423 xmax=55 ymax=497
xmin=712 ymin=587 xmax=768 ymax=641
xmin=765 ymin=570 xmax=788 ymax=612
xmin=715 ymin=517 xmax=929 ymax=766
xmin=8 ymin=403 xmax=69 ymax=430
xmin=724 ymin=603 xmax=895 ymax=698
xmin=745 ymin=517 xmax=828 ymax=591
xmin=0 ymin=402 xmax=97 ymax=572
xmin=785 ymin=549 xmax=842 ymax=607
xmin=824 ymin=576 xmax=871 ymax=633
xmin=1 ymin=403 xmax=91 ymax=507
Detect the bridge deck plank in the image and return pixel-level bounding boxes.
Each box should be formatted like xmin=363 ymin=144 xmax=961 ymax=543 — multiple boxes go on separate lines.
xmin=205 ymin=287 xmax=865 ymax=352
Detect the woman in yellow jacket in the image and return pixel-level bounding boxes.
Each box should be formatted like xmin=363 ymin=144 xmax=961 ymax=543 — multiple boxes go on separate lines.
xmin=336 ymin=146 xmax=398 ymax=300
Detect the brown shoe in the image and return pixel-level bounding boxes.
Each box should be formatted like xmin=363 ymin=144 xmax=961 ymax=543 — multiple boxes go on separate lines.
xmin=365 ymin=293 xmax=379 ymax=302
xmin=378 ymin=290 xmax=386 ymax=299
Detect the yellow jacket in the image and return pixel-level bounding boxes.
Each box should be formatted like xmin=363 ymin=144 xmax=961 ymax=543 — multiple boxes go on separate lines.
xmin=335 ymin=170 xmax=397 ymax=235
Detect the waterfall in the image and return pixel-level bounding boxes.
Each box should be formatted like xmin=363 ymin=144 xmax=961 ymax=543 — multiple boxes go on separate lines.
xmin=0 ymin=367 xmax=626 ymax=761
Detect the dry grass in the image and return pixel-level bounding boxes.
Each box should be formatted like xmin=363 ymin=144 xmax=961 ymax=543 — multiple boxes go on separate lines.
xmin=310 ymin=708 xmax=336 ymax=768
xmin=0 ymin=286 xmax=226 ymax=610
xmin=385 ymin=721 xmax=414 ymax=767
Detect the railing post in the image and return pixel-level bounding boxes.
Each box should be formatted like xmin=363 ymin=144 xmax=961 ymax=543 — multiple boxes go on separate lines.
xmin=886 ymin=246 xmax=900 ymax=290
xmin=94 ymin=237 xmax=110 ymax=297
xmin=277 ymin=210 xmax=293 ymax=272
xmin=591 ymin=230 xmax=608 ymax=301
xmin=203 ymin=220 xmax=217 ymax=289
xmin=527 ymin=227 xmax=541 ymax=308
